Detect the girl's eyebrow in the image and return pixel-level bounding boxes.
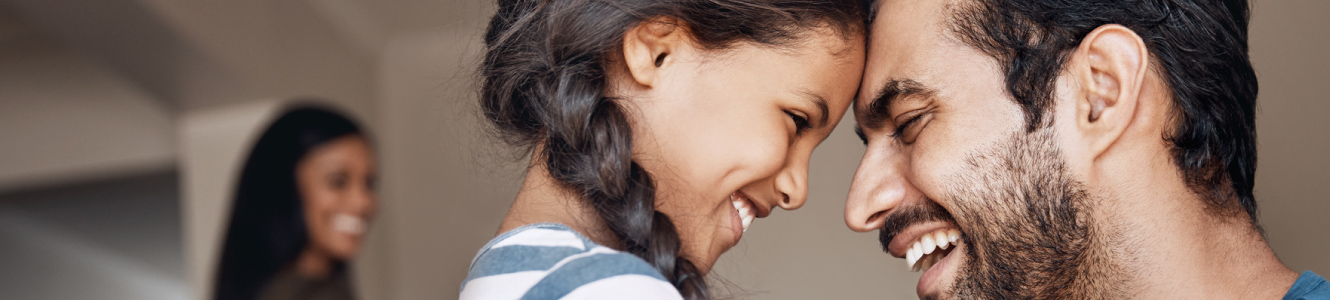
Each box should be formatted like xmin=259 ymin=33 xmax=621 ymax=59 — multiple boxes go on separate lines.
xmin=798 ymin=89 xmax=832 ymax=128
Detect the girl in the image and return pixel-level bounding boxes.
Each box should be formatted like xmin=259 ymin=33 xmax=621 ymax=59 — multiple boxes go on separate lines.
xmin=463 ymin=0 xmax=868 ymax=298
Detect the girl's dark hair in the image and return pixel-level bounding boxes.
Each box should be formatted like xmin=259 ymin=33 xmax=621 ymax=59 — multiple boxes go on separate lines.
xmin=480 ymin=0 xmax=866 ymax=298
xmin=213 ymin=103 xmax=365 ymax=300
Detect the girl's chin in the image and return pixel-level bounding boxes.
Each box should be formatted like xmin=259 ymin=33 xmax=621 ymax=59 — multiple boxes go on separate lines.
xmin=672 ymin=200 xmax=748 ymax=274
xmin=682 ymin=236 xmax=733 ymax=275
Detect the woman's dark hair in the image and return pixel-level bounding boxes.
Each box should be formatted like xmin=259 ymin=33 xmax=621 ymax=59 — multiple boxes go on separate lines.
xmin=939 ymin=0 xmax=1259 ymax=222
xmin=213 ymin=103 xmax=365 ymax=300
xmin=480 ymin=0 xmax=867 ymax=298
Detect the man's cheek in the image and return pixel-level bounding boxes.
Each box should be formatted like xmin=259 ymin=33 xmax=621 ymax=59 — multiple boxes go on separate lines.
xmin=908 ymin=155 xmax=952 ymax=203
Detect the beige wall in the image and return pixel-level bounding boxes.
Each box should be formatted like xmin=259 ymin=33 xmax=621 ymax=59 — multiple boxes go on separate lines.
xmin=367 ymin=28 xmax=520 ymax=299
xmin=1249 ymin=0 xmax=1330 ymax=277
xmin=0 ymin=38 xmax=175 ymax=193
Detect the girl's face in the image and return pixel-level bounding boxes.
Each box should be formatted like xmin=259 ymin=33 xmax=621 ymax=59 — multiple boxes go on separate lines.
xmin=296 ymin=135 xmax=377 ymax=261
xmin=627 ymin=29 xmax=864 ymax=272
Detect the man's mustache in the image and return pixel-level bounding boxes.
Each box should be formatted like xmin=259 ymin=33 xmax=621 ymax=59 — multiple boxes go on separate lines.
xmin=879 ymin=200 xmax=956 ymax=253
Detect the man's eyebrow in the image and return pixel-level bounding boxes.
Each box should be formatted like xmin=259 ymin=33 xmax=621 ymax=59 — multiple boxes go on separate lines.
xmin=799 ymin=90 xmax=832 ymax=128
xmin=858 ymin=79 xmax=936 ymax=130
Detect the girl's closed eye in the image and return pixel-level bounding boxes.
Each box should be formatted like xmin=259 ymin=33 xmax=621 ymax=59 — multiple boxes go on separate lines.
xmin=787 ymin=110 xmax=812 ymax=134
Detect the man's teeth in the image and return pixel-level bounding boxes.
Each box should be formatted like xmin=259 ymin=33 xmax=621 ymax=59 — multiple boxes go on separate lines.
xmin=731 ymin=195 xmax=755 ymax=232
xmin=907 ymin=228 xmax=961 ymax=272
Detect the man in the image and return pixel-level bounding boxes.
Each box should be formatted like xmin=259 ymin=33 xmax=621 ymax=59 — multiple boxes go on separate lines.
xmin=843 ymin=0 xmax=1329 ymax=299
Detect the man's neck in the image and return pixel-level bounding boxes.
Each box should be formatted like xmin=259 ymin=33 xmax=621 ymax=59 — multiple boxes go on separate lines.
xmin=1105 ymin=171 xmax=1297 ymax=298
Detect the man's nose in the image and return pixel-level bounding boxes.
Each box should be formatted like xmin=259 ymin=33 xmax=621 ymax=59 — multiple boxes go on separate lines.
xmin=845 ymin=142 xmax=919 ymax=232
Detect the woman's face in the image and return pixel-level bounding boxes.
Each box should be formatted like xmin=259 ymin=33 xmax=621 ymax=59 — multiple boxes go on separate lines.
xmin=296 ymin=135 xmax=377 ymax=261
xmin=628 ymin=29 xmax=864 ymax=272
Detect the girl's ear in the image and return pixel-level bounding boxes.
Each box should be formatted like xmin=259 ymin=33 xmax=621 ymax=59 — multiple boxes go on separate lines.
xmin=622 ymin=17 xmax=688 ymax=87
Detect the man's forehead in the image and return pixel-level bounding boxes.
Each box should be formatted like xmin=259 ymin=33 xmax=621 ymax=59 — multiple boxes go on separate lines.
xmin=856 ymin=0 xmax=953 ymax=115
xmin=869 ymin=0 xmax=953 ymax=41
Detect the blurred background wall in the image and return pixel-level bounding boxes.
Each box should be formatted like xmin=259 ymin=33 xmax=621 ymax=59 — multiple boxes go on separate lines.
xmin=0 ymin=0 xmax=1323 ymax=299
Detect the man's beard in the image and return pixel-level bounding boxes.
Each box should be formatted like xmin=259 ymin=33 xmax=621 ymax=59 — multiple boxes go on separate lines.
xmin=883 ymin=128 xmax=1129 ymax=299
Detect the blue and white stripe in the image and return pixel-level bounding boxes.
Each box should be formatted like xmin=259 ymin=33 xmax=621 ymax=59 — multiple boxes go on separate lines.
xmin=460 ymin=223 xmax=683 ymax=300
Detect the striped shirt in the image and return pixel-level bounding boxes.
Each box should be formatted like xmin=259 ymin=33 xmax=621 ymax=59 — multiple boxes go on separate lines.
xmin=460 ymin=223 xmax=684 ymax=300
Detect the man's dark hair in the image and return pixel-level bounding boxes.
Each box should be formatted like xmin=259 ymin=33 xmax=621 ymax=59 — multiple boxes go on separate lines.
xmin=924 ymin=0 xmax=1258 ymax=222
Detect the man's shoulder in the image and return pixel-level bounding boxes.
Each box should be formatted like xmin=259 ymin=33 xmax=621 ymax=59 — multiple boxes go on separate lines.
xmin=1285 ymin=271 xmax=1330 ymax=300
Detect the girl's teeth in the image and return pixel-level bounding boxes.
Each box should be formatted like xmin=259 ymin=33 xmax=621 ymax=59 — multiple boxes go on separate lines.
xmin=731 ymin=195 xmax=755 ymax=232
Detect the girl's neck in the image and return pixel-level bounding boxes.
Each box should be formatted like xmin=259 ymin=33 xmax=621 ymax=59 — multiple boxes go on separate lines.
xmin=498 ymin=156 xmax=622 ymax=249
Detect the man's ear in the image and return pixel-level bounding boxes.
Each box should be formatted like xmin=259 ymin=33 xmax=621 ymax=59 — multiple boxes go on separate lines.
xmin=1070 ymin=24 xmax=1149 ymax=159
xmin=622 ymin=17 xmax=687 ymax=88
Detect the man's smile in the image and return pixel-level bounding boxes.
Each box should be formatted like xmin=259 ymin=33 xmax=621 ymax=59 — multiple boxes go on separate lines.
xmin=877 ymin=199 xmax=966 ymax=297
xmin=902 ymin=227 xmax=959 ymax=272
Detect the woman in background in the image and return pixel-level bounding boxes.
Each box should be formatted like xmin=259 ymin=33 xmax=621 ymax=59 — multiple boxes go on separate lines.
xmin=214 ymin=104 xmax=377 ymax=300
xmin=463 ymin=0 xmax=868 ymax=299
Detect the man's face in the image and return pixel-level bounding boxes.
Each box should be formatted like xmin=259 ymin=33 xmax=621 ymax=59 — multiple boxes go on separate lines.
xmin=846 ymin=0 xmax=1124 ymax=298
